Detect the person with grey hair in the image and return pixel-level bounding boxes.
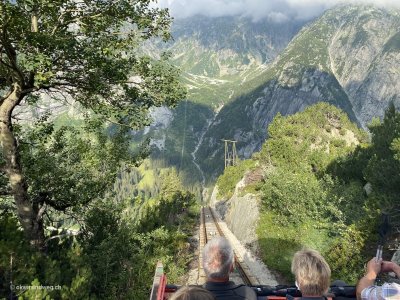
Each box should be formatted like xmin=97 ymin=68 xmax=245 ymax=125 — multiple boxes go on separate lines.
xmin=202 ymin=237 xmax=257 ymax=300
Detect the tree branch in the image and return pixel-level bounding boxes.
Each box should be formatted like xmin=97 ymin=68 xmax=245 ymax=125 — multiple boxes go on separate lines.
xmin=0 ymin=90 xmax=13 ymax=105
xmin=0 ymin=57 xmax=14 ymax=69
xmin=1 ymin=28 xmax=25 ymax=84
xmin=36 ymin=203 xmax=47 ymax=222
xmin=21 ymin=86 xmax=40 ymax=95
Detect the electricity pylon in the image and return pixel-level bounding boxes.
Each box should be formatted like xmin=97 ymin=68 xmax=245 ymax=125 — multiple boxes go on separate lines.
xmin=222 ymin=139 xmax=238 ymax=169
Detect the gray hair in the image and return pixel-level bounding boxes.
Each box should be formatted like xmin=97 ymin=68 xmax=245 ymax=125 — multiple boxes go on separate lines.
xmin=202 ymin=237 xmax=234 ymax=279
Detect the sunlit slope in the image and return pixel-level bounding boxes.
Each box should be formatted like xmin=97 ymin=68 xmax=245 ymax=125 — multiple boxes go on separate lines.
xmin=168 ymin=16 xmax=304 ymax=107
xmin=194 ymin=4 xmax=400 ymax=181
xmin=140 ymin=16 xmax=304 ymax=184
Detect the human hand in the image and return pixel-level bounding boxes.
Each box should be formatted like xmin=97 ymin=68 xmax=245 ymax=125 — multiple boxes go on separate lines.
xmin=381 ymin=261 xmax=400 ymax=277
xmin=365 ymin=257 xmax=382 ymax=278
xmin=381 ymin=261 xmax=397 ymax=272
xmin=357 ymin=258 xmax=383 ymax=299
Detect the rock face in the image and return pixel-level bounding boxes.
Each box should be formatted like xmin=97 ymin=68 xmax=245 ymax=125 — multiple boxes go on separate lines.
xmin=144 ymin=16 xmax=304 ymax=184
xmin=141 ymin=5 xmax=400 ymax=183
xmin=224 ymin=193 xmax=260 ymax=250
xmin=327 ymin=5 xmax=400 ymax=127
xmin=211 ymin=179 xmax=260 ymax=253
xmin=194 ymin=4 xmax=400 ymax=180
xmin=170 ymin=15 xmax=303 ymax=70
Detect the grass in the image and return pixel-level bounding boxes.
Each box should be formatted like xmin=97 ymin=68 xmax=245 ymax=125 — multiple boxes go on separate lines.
xmin=216 ymin=159 xmax=256 ymax=199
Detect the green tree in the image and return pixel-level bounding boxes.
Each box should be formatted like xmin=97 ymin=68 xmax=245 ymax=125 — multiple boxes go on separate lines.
xmin=261 ymin=168 xmax=327 ymax=224
xmin=365 ymin=102 xmax=400 ymax=196
xmin=19 ymin=117 xmax=141 ymax=211
xmin=0 ymin=0 xmax=186 ymax=250
xmin=252 ymin=103 xmax=371 ymax=282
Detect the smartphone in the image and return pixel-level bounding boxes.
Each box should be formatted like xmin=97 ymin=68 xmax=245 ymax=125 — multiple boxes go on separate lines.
xmin=375 ymin=245 xmax=383 ymax=262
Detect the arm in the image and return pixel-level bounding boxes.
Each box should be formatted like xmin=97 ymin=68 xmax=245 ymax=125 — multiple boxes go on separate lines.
xmin=356 ymin=258 xmax=382 ymax=300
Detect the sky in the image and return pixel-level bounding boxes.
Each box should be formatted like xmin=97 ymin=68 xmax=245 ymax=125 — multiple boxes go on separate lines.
xmin=156 ymin=0 xmax=400 ymax=22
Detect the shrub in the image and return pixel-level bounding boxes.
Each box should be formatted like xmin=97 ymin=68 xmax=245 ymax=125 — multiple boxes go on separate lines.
xmin=324 ymin=225 xmax=365 ymax=284
xmin=216 ymin=160 xmax=255 ymax=199
xmin=261 ymin=168 xmax=326 ymax=224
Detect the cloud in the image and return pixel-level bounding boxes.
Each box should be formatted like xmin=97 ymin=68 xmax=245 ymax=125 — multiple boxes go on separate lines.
xmin=157 ymin=0 xmax=400 ymax=21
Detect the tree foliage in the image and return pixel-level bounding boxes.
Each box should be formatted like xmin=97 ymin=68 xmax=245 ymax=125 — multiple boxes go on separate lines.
xmin=0 ymin=0 xmax=186 ymax=249
xmin=244 ymin=103 xmax=376 ymax=283
xmin=0 ymin=145 xmax=197 ymax=299
xmin=0 ymin=0 xmax=184 ymax=125
xmin=216 ymin=159 xmax=256 ymax=199
xmin=131 ymin=168 xmax=197 ymax=232
xmin=324 ymin=225 xmax=365 ymax=282
xmin=17 ymin=117 xmax=141 ymax=211
xmin=261 ymin=168 xmax=327 ymax=224
xmin=364 ymin=102 xmax=400 ymax=197
xmin=0 ymin=194 xmax=196 ymax=299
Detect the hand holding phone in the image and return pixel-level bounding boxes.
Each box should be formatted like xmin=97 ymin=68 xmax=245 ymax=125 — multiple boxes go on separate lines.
xmin=375 ymin=245 xmax=383 ymax=262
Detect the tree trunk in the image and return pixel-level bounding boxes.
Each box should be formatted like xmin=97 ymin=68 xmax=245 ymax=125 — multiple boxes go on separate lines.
xmin=0 ymin=84 xmax=46 ymax=251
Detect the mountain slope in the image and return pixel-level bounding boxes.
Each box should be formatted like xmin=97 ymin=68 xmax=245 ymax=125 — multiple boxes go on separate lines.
xmin=142 ymin=16 xmax=304 ymax=185
xmin=169 ymin=16 xmax=305 ymax=107
xmin=193 ymin=5 xmax=400 ymax=181
xmin=326 ymin=5 xmax=400 ymax=126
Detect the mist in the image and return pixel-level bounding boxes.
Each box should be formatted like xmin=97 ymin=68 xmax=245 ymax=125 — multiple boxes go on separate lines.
xmin=157 ymin=0 xmax=400 ymax=21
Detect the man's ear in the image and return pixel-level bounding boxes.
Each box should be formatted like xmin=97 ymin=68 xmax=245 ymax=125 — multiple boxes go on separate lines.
xmin=230 ymin=263 xmax=234 ymax=272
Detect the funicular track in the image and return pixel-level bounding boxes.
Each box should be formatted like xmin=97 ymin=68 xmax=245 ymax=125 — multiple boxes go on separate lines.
xmin=198 ymin=206 xmax=259 ymax=286
xmin=151 ymin=207 xmax=357 ymax=300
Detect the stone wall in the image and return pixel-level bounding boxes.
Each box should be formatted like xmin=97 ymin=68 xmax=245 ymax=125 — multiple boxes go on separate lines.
xmin=210 ymin=180 xmax=261 ymax=253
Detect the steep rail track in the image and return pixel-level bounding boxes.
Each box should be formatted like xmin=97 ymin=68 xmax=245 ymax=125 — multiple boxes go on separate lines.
xmin=198 ymin=206 xmax=259 ymax=286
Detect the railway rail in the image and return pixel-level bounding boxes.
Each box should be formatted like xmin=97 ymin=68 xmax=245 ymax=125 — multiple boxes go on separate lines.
xmin=150 ymin=206 xmax=357 ymax=300
xmin=198 ymin=206 xmax=259 ymax=286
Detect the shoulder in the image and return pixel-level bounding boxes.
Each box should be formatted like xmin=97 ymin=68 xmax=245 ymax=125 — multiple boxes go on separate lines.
xmin=204 ymin=281 xmax=237 ymax=290
xmin=233 ymin=284 xmax=257 ymax=299
xmin=361 ymin=282 xmax=400 ymax=300
xmin=204 ymin=282 xmax=257 ymax=300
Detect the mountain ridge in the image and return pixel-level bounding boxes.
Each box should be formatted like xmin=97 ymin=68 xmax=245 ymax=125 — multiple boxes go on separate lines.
xmin=141 ymin=4 xmax=400 ymax=185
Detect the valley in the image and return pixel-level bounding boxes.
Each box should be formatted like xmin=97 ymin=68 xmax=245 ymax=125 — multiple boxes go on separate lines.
xmin=140 ymin=4 xmax=400 ymax=186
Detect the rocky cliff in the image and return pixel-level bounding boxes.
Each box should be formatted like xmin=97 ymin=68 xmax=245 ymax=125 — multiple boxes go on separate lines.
xmin=194 ymin=4 xmax=400 ymax=180
xmin=144 ymin=16 xmax=304 ymax=185
xmin=141 ymin=5 xmax=400 ymax=184
xmin=211 ymin=180 xmax=261 ymax=254
xmin=326 ymin=5 xmax=400 ymax=127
